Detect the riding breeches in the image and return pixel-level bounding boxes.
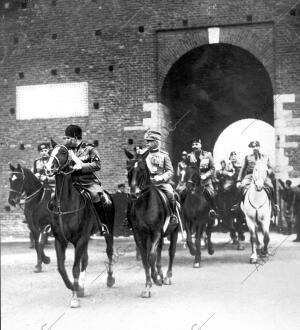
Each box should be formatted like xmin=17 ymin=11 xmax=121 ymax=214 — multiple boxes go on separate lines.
xmin=155 ymin=183 xmax=177 ymax=212
xmin=202 ymin=183 xmax=217 ymax=210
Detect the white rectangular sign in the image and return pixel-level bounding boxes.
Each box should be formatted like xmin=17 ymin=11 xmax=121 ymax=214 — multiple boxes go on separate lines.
xmin=16 ymin=82 xmax=89 ymax=120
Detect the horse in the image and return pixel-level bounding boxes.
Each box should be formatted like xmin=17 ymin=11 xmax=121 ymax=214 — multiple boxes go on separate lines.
xmin=241 ymin=161 xmax=272 ymax=264
xmin=45 ymin=144 xmax=115 ymax=308
xmin=216 ymin=172 xmax=246 ymax=250
xmin=124 ymin=148 xmax=179 ymax=298
xmin=182 ymin=166 xmax=214 ymax=268
xmin=8 ymin=163 xmax=52 ymax=273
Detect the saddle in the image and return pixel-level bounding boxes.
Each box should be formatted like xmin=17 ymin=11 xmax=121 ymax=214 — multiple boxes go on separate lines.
xmin=155 ymin=188 xmax=182 ymax=234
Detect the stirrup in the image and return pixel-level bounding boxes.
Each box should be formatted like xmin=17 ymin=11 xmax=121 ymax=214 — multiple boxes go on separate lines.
xmin=100 ymin=223 xmax=109 ymax=236
xmin=169 ymin=214 xmax=178 ymax=227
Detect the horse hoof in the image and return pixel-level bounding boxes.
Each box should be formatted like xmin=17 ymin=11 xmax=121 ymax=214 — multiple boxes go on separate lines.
xmin=250 ymin=258 xmax=257 ymax=264
xmin=70 ymin=298 xmax=80 ymax=308
xmin=163 ymin=277 xmax=172 ymax=285
xmin=193 ymin=262 xmax=200 ymax=268
xmin=141 ymin=291 xmax=151 ymax=298
xmin=154 ymin=278 xmax=163 ymax=286
xmin=237 ymin=244 xmax=245 ymax=251
xmin=34 ymin=266 xmax=42 ymax=273
xmin=77 ymin=288 xmax=85 ymax=298
xmin=42 ymin=256 xmax=51 ymax=264
xmin=208 ymin=248 xmax=214 ymax=255
xmin=107 ymin=276 xmax=115 ymax=288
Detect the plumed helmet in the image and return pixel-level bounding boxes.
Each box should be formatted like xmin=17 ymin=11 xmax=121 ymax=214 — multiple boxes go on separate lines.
xmin=65 ymin=125 xmax=82 ymax=139
xmin=248 ymin=140 xmax=260 ymax=148
xmin=37 ymin=142 xmax=50 ymax=152
xmin=144 ymin=130 xmax=161 ymax=141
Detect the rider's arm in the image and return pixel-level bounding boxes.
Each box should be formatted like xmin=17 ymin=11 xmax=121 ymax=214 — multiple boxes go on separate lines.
xmin=176 ymin=163 xmax=181 ymax=177
xmin=160 ymin=154 xmax=174 ymax=182
xmin=81 ymin=147 xmax=101 ymax=173
xmin=202 ymin=152 xmax=215 ymax=180
xmin=237 ymin=156 xmax=247 ymax=182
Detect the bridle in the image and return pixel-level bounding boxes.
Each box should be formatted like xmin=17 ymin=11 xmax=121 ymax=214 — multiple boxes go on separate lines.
xmin=48 ymin=145 xmax=72 ymax=174
xmin=9 ymin=168 xmax=43 ymax=206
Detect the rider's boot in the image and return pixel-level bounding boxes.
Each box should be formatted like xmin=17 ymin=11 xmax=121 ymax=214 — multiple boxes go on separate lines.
xmin=231 ymin=190 xmax=244 ymax=214
xmin=93 ymin=194 xmax=109 ymax=236
xmin=169 ymin=199 xmax=179 ymax=228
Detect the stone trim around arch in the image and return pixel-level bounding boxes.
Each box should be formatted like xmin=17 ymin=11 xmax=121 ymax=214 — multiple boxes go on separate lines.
xmin=156 ymin=22 xmax=274 ymax=95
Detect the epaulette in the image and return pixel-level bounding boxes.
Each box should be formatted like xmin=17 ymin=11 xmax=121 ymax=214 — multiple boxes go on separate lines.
xmin=160 ymin=149 xmax=169 ymax=155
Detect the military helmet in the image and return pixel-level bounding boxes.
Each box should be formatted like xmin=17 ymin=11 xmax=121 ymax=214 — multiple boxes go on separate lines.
xmin=248 ymin=140 xmax=260 ymax=148
xmin=144 ymin=130 xmax=161 ymax=141
xmin=65 ymin=125 xmax=82 ymax=139
xmin=37 ymin=142 xmax=50 ymax=152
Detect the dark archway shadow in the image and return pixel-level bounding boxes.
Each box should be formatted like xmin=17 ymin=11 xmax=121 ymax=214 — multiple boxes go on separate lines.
xmin=160 ymin=43 xmax=274 ymax=162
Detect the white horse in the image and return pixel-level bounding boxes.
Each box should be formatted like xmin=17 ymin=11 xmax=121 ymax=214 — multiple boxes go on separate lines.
xmin=241 ymin=161 xmax=272 ymax=263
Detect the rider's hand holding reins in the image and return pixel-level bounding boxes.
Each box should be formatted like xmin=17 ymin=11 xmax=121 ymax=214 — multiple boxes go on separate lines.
xmin=69 ymin=150 xmax=83 ymax=170
xmin=236 ymin=181 xmax=241 ymax=189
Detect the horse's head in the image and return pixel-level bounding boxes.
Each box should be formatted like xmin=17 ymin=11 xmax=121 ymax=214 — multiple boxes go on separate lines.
xmin=252 ymin=161 xmax=268 ymax=191
xmin=45 ymin=144 xmax=70 ymax=176
xmin=124 ymin=148 xmax=150 ymax=197
xmin=8 ymin=163 xmax=24 ymax=206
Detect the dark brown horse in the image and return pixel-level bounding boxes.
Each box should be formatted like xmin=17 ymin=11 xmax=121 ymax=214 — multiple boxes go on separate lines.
xmin=45 ymin=144 xmax=115 ymax=308
xmin=216 ymin=171 xmax=246 ymax=250
xmin=183 ymin=166 xmax=215 ymax=268
xmin=8 ymin=163 xmax=51 ymax=273
xmin=125 ymin=149 xmax=179 ymax=298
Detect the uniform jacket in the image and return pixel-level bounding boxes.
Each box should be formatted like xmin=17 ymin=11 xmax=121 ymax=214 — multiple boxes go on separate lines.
xmin=33 ymin=156 xmax=55 ymax=185
xmin=237 ymin=153 xmax=272 ymax=182
xmin=145 ymin=149 xmax=174 ymax=184
xmin=176 ymin=160 xmax=188 ymax=178
xmin=187 ymin=150 xmax=215 ymax=185
xmin=71 ymin=142 xmax=102 ymax=186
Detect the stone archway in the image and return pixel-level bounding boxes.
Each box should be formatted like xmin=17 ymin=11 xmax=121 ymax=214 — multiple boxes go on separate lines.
xmin=160 ymin=43 xmax=274 ymax=165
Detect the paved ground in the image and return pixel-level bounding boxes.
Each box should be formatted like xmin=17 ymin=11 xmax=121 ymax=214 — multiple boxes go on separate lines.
xmin=1 ymin=232 xmax=300 ymax=330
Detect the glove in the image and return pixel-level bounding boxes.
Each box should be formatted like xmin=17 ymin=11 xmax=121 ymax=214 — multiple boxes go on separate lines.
xmin=152 ymin=175 xmax=163 ymax=183
xmin=236 ymin=182 xmax=241 ymax=189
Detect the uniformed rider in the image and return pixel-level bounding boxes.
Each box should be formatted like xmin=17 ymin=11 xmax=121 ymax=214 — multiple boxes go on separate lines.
xmin=185 ymin=138 xmax=218 ymax=218
xmin=63 ymin=124 xmax=109 ymax=235
xmin=232 ymin=141 xmax=280 ymax=216
xmin=33 ymin=142 xmax=55 ymax=192
xmin=144 ymin=130 xmax=178 ymax=227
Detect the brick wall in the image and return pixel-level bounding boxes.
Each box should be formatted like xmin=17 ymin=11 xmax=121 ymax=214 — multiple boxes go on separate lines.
xmin=1 ymin=0 xmax=299 ymax=239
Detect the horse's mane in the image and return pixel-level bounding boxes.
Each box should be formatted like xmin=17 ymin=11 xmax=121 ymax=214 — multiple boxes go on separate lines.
xmin=21 ymin=166 xmax=42 ymax=187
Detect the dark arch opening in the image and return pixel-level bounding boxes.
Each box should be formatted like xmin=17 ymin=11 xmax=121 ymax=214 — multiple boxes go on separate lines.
xmin=160 ymin=43 xmax=274 ymax=164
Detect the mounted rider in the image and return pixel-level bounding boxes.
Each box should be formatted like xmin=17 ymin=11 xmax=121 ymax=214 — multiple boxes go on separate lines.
xmin=143 ymin=129 xmax=178 ymax=227
xmin=63 ymin=124 xmax=109 ymax=235
xmin=33 ymin=142 xmax=55 ymax=192
xmin=215 ymin=159 xmax=234 ymax=192
xmin=184 ymin=138 xmax=218 ymax=219
xmin=232 ymin=140 xmax=280 ymax=216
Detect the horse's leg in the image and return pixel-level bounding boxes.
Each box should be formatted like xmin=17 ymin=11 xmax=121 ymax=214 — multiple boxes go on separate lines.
xmin=186 ymin=220 xmax=196 ymax=256
xmin=156 ymin=236 xmax=164 ymax=282
xmin=149 ymin=232 xmax=162 ymax=286
xmin=245 ymin=214 xmax=258 ymax=264
xmin=235 ymin=215 xmax=245 ymax=251
xmin=206 ymin=216 xmax=215 ymax=255
xmin=260 ymin=211 xmax=271 ymax=256
xmin=163 ymin=227 xmax=178 ymax=285
xmin=54 ymin=238 xmax=73 ymax=291
xmin=193 ymin=222 xmax=202 ymax=268
xmin=32 ymin=228 xmax=43 ymax=273
xmin=41 ymin=233 xmax=51 ymax=265
xmin=78 ymin=245 xmax=88 ymax=298
xmin=139 ymin=233 xmax=152 ymax=298
xmin=104 ymin=232 xmax=115 ymax=288
xmin=71 ymin=239 xmax=90 ymax=308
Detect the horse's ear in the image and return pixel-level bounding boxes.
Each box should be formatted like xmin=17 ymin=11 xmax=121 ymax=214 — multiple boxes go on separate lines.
xmin=50 ymin=138 xmax=57 ymax=148
xmin=9 ymin=162 xmax=15 ymax=171
xmin=17 ymin=164 xmax=21 ymax=171
xmin=124 ymin=148 xmax=134 ymax=160
xmin=141 ymin=149 xmax=150 ymax=159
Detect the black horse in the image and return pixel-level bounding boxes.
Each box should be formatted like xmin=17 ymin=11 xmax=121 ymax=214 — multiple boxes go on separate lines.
xmin=45 ymin=144 xmax=115 ymax=308
xmin=125 ymin=149 xmax=179 ymax=298
xmin=182 ymin=166 xmax=215 ymax=268
xmin=8 ymin=163 xmax=52 ymax=273
xmin=216 ymin=172 xmax=246 ymax=250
